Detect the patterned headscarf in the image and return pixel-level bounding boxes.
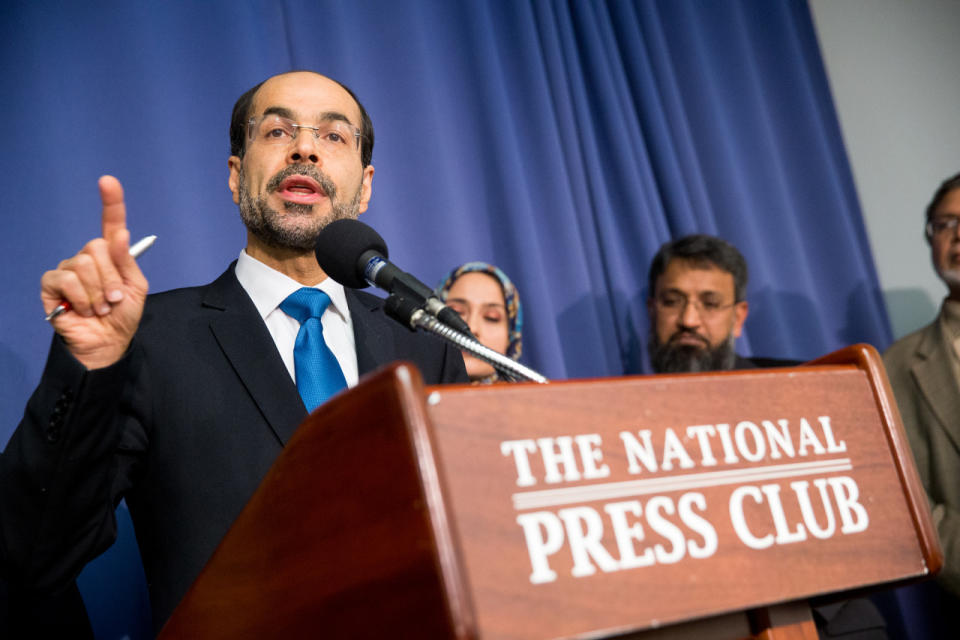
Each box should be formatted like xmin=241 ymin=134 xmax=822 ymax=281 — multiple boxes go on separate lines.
xmin=435 ymin=261 xmax=523 ymax=362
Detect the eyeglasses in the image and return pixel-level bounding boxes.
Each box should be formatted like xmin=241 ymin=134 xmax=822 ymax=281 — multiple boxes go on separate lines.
xmin=654 ymin=292 xmax=737 ymax=318
xmin=247 ymin=115 xmax=361 ymax=156
xmin=926 ymin=215 xmax=960 ymax=239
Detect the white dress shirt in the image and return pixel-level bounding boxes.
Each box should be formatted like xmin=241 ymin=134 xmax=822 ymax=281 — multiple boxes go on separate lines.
xmin=234 ymin=250 xmax=359 ymax=388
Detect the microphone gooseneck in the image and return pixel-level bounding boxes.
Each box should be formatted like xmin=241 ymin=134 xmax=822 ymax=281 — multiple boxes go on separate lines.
xmin=384 ymin=294 xmax=548 ymax=384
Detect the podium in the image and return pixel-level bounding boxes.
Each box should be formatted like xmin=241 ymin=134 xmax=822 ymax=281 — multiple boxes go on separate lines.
xmin=158 ymin=344 xmax=940 ymax=639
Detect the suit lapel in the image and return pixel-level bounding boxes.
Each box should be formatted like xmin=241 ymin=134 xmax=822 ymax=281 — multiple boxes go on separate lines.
xmin=911 ymin=320 xmax=960 ymax=452
xmin=202 ymin=265 xmax=307 ymax=445
xmin=346 ymin=289 xmax=395 ymax=376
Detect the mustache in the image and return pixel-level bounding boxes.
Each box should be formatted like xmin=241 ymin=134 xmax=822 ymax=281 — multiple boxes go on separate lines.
xmin=265 ymin=164 xmax=338 ymax=200
xmin=667 ymin=329 xmax=710 ymax=348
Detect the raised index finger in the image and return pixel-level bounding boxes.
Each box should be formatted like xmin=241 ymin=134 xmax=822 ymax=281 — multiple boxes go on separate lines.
xmin=99 ymin=175 xmax=127 ymax=242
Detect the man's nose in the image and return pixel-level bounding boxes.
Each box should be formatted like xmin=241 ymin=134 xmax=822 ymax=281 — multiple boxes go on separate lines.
xmin=288 ymin=131 xmax=321 ymax=165
xmin=678 ymin=300 xmax=701 ymax=328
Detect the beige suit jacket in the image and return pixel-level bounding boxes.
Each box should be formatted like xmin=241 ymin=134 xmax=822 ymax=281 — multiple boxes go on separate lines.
xmin=884 ymin=313 xmax=960 ymax=599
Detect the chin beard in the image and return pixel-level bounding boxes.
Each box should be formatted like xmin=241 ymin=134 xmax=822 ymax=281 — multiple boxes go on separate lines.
xmin=649 ymin=331 xmax=737 ymax=373
xmin=238 ymin=164 xmax=362 ymax=251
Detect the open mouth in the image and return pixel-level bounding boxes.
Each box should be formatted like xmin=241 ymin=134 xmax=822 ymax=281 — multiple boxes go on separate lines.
xmin=277 ymin=175 xmax=326 ymax=204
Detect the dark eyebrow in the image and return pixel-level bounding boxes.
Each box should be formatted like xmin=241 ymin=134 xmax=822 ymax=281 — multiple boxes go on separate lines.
xmin=318 ymin=111 xmax=355 ymax=127
xmin=660 ymin=287 xmax=724 ymax=299
xmin=260 ymin=106 xmax=296 ymax=120
xmin=259 ymin=107 xmax=355 ymax=128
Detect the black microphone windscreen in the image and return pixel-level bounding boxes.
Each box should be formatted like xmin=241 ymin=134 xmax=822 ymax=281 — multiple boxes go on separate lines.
xmin=315 ymin=219 xmax=389 ymax=288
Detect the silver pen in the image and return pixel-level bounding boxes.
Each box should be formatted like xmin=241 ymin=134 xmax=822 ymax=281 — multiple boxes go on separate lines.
xmin=45 ymin=235 xmax=157 ymax=322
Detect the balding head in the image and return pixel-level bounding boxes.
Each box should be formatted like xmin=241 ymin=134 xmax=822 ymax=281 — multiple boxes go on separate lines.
xmin=229 ymin=71 xmax=374 ymax=167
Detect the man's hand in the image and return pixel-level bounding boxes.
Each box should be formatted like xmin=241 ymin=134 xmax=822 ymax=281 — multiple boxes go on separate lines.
xmin=41 ymin=176 xmax=149 ymax=369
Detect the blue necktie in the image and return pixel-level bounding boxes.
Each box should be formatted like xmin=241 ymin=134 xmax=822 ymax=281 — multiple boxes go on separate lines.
xmin=280 ymin=288 xmax=348 ymax=412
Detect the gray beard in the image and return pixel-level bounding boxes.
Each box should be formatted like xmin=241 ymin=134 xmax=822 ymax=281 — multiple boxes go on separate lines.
xmin=938 ymin=266 xmax=960 ymax=289
xmin=649 ymin=330 xmax=737 ymax=373
xmin=238 ymin=164 xmax=362 ymax=251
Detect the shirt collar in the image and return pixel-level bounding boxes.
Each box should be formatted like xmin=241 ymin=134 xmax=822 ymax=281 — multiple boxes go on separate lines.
xmin=235 ymin=249 xmax=350 ymax=321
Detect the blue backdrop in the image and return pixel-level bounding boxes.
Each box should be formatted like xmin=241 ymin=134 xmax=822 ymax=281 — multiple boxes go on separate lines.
xmin=1 ymin=1 xmax=897 ymax=638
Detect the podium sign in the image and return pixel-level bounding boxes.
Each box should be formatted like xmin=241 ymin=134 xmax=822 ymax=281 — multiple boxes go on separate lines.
xmin=160 ymin=345 xmax=938 ymax=640
xmin=426 ymin=346 xmax=939 ymax=639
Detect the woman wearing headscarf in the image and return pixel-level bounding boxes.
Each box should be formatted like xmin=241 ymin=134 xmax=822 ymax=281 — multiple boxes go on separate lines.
xmin=435 ymin=262 xmax=522 ymax=384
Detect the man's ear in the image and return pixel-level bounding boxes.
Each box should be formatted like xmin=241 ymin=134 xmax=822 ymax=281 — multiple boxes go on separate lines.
xmin=731 ymin=301 xmax=749 ymax=338
xmin=228 ymin=156 xmax=242 ymax=205
xmin=355 ymin=165 xmax=375 ymax=214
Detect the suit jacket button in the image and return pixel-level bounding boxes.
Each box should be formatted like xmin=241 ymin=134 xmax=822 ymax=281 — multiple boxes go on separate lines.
xmin=56 ymin=392 xmax=72 ymax=410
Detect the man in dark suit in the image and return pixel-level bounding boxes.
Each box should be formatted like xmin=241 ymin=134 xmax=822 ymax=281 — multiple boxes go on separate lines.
xmin=0 ymin=71 xmax=467 ymax=632
xmin=645 ymin=234 xmax=887 ymax=639
xmin=883 ymin=172 xmax=960 ymax=626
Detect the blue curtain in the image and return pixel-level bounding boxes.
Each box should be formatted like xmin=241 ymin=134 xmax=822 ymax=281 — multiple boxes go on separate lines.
xmin=0 ymin=1 xmax=893 ymax=638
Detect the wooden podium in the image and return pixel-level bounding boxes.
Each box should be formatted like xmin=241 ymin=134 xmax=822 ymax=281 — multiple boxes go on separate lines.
xmin=158 ymin=344 xmax=940 ymax=639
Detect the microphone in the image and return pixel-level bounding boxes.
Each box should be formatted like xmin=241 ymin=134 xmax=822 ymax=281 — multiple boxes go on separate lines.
xmin=315 ymin=219 xmax=473 ymax=336
xmin=384 ymin=293 xmax=548 ymax=384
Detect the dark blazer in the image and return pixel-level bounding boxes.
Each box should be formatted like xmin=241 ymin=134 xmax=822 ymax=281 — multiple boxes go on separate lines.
xmin=734 ymin=355 xmax=803 ymax=369
xmin=0 ymin=577 xmax=93 ymax=639
xmin=0 ymin=264 xmax=467 ymax=631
